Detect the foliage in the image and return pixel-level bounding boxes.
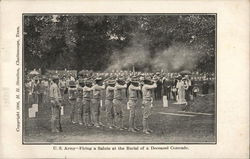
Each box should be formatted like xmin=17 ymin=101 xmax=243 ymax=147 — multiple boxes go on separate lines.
xmin=24 ymin=14 xmax=215 ymax=73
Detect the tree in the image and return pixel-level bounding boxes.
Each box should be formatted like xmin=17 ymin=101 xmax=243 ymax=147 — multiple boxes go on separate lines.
xmin=24 ymin=14 xmax=215 ymax=73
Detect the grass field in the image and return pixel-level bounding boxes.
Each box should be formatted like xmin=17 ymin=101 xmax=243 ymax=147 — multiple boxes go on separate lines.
xmin=24 ymin=94 xmax=216 ymax=143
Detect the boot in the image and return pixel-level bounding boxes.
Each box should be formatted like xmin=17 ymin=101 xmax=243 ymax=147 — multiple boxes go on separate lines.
xmin=146 ymin=121 xmax=153 ymax=133
xmin=78 ymin=113 xmax=83 ymax=125
xmin=119 ymin=118 xmax=126 ymax=130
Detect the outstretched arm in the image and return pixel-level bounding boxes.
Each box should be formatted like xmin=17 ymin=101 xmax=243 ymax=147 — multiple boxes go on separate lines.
xmin=107 ymin=86 xmax=115 ymax=91
xmin=115 ymin=83 xmax=127 ymax=89
xmin=93 ymin=84 xmax=105 ymax=90
xmin=144 ymin=83 xmax=157 ymax=89
xmin=83 ymin=86 xmax=93 ymax=92
xmin=130 ymin=85 xmax=141 ymax=90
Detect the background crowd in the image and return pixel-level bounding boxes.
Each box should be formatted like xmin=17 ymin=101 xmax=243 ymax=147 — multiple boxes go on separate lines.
xmin=25 ymin=69 xmax=215 ymax=108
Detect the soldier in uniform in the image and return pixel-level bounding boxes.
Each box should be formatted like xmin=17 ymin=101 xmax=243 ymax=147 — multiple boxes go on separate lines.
xmin=105 ymin=79 xmax=116 ymax=129
xmin=91 ymin=77 xmax=105 ymax=128
xmin=142 ymin=76 xmax=157 ymax=134
xmin=49 ymin=75 xmax=62 ymax=133
xmin=68 ymin=80 xmax=78 ymax=124
xmin=77 ymin=79 xmax=85 ymax=125
xmin=127 ymin=76 xmax=142 ymax=132
xmin=82 ymin=78 xmax=93 ymax=126
xmin=59 ymin=76 xmax=67 ymax=100
xmin=113 ymin=76 xmax=127 ymax=130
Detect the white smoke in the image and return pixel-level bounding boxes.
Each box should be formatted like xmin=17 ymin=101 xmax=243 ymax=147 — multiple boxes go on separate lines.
xmin=152 ymin=43 xmax=201 ymax=72
xmin=106 ymin=35 xmax=204 ymax=72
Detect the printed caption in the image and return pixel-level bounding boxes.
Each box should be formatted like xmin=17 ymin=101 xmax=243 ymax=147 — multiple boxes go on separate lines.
xmin=16 ymin=26 xmax=21 ymax=132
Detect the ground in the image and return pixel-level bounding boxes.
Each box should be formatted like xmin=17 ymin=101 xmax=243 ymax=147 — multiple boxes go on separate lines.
xmin=24 ymin=94 xmax=216 ymax=144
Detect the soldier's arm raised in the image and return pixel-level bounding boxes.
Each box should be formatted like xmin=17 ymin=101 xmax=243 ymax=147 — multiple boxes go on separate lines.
xmin=93 ymin=85 xmax=105 ymax=90
xmin=107 ymin=86 xmax=115 ymax=90
xmin=83 ymin=86 xmax=93 ymax=92
xmin=130 ymin=85 xmax=141 ymax=90
xmin=144 ymin=83 xmax=157 ymax=89
xmin=115 ymin=84 xmax=127 ymax=89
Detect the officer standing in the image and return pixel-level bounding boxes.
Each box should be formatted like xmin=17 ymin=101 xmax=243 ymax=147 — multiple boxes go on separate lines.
xmin=82 ymin=78 xmax=93 ymax=126
xmin=49 ymin=75 xmax=62 ymax=133
xmin=91 ymin=77 xmax=105 ymax=128
xmin=68 ymin=80 xmax=77 ymax=124
xmin=127 ymin=76 xmax=141 ymax=132
xmin=59 ymin=76 xmax=67 ymax=100
xmin=105 ymin=79 xmax=116 ymax=129
xmin=77 ymin=79 xmax=84 ymax=125
xmin=113 ymin=76 xmax=127 ymax=130
xmin=142 ymin=76 xmax=157 ymax=134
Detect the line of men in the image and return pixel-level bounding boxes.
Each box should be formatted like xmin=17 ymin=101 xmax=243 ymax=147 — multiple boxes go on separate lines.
xmin=50 ymin=75 xmax=157 ymax=134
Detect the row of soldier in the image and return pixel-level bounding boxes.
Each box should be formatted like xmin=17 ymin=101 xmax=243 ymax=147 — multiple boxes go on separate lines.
xmin=49 ymin=75 xmax=157 ymax=134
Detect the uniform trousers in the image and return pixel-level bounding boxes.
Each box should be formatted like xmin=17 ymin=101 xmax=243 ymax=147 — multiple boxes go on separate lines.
xmin=105 ymin=99 xmax=114 ymax=126
xmin=51 ymin=101 xmax=61 ymax=132
xmin=142 ymin=100 xmax=151 ymax=131
xmin=83 ymin=99 xmax=92 ymax=125
xmin=69 ymin=99 xmax=77 ymax=122
xmin=113 ymin=99 xmax=124 ymax=128
xmin=91 ymin=98 xmax=101 ymax=126
xmin=128 ymin=99 xmax=137 ymax=129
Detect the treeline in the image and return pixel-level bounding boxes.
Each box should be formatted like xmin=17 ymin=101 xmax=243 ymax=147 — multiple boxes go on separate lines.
xmin=24 ymin=14 xmax=215 ymax=73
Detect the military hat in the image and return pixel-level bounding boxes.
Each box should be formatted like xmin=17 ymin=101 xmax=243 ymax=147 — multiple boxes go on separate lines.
xmin=33 ymin=76 xmax=39 ymax=80
xmin=116 ymin=76 xmax=125 ymax=81
xmin=139 ymin=76 xmax=145 ymax=81
xmin=84 ymin=77 xmax=92 ymax=84
xmin=144 ymin=76 xmax=152 ymax=82
xmin=153 ymin=75 xmax=159 ymax=80
xmin=177 ymin=75 xmax=182 ymax=80
xmin=107 ymin=80 xmax=116 ymax=85
xmin=156 ymin=72 xmax=161 ymax=75
xmin=78 ymin=79 xmax=85 ymax=84
xmin=95 ymin=77 xmax=102 ymax=81
xmin=131 ymin=76 xmax=138 ymax=82
xmin=69 ymin=80 xmax=76 ymax=86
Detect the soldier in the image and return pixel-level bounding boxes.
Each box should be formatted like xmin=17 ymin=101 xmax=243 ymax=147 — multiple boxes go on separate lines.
xmin=113 ymin=76 xmax=127 ymax=130
xmin=105 ymin=79 xmax=116 ymax=129
xmin=83 ymin=78 xmax=93 ymax=126
xmin=59 ymin=76 xmax=67 ymax=100
xmin=49 ymin=75 xmax=62 ymax=133
xmin=77 ymin=79 xmax=85 ymax=125
xmin=127 ymin=76 xmax=142 ymax=132
xmin=91 ymin=77 xmax=105 ymax=128
xmin=68 ymin=80 xmax=78 ymax=124
xmin=142 ymin=76 xmax=157 ymax=134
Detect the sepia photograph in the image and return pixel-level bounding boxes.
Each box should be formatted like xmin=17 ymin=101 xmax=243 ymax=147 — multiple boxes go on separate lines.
xmin=23 ymin=14 xmax=216 ymax=144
